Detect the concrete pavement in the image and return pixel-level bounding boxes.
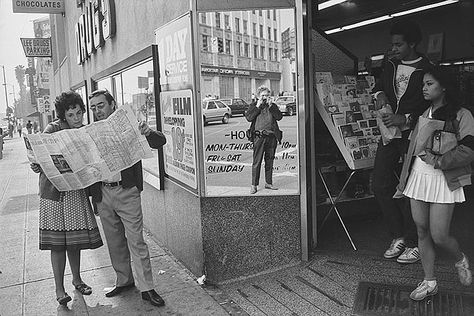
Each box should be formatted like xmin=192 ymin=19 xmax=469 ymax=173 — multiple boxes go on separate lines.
xmin=0 ymin=136 xmax=230 ymax=315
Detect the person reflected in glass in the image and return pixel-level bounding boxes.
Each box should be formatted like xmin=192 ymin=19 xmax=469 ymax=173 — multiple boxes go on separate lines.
xmin=245 ymin=86 xmax=282 ymax=194
xmin=396 ymin=67 xmax=474 ymax=300
xmin=30 ymin=91 xmax=103 ymax=306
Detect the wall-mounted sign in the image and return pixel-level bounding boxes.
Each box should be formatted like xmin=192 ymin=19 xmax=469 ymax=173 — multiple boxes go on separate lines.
xmin=12 ymin=0 xmax=64 ymax=14
xmin=201 ymin=65 xmax=281 ymax=80
xmin=20 ymin=38 xmax=52 ymax=57
xmin=155 ymin=14 xmax=194 ymax=91
xmin=75 ymin=0 xmax=116 ymax=64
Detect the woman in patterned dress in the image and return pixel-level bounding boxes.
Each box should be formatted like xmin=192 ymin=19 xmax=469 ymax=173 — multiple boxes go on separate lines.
xmin=31 ymin=91 xmax=103 ymax=305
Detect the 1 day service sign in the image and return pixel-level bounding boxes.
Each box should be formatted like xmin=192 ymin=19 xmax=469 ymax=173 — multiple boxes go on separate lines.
xmin=20 ymin=38 xmax=52 ymax=57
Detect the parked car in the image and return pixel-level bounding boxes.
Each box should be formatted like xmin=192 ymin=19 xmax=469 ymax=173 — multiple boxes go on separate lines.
xmin=202 ymin=99 xmax=231 ymax=125
xmin=274 ymin=96 xmax=296 ymax=116
xmin=219 ymin=98 xmax=249 ymax=116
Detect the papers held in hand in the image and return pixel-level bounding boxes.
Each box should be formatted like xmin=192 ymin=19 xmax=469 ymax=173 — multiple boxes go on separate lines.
xmin=413 ymin=116 xmax=457 ymax=156
xmin=375 ymin=106 xmax=402 ymax=146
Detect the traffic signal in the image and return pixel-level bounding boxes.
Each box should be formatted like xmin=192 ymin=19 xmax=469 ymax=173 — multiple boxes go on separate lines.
xmin=217 ymin=38 xmax=223 ymax=53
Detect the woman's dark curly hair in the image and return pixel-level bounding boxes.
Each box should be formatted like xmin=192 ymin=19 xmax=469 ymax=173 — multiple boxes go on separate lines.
xmin=54 ymin=91 xmax=86 ymax=121
xmin=426 ymin=66 xmax=461 ymax=122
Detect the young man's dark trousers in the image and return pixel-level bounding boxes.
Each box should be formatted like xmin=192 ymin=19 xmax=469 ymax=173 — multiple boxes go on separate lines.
xmin=373 ymin=136 xmax=417 ymax=247
xmin=252 ymin=134 xmax=277 ymax=186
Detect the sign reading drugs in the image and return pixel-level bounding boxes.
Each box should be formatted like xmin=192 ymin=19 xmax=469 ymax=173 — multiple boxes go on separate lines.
xmin=20 ymin=38 xmax=52 ymax=57
xmin=12 ymin=0 xmax=64 ymax=14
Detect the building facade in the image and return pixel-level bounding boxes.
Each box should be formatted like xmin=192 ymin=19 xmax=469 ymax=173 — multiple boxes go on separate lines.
xmin=198 ymin=10 xmax=282 ymax=101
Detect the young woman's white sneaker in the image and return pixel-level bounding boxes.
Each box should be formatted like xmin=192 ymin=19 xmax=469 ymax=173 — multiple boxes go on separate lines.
xmin=409 ymin=280 xmax=438 ymax=301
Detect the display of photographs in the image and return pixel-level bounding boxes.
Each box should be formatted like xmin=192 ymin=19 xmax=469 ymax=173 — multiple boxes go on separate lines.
xmin=361 ymin=111 xmax=373 ymax=119
xmin=353 ymin=112 xmax=363 ymax=121
xmin=358 ymin=120 xmax=369 ymax=129
xmin=339 ymin=124 xmax=354 ymax=138
xmin=350 ymin=122 xmax=360 ymax=132
xmin=352 ymin=148 xmax=363 ymax=160
xmin=345 ymin=136 xmax=359 ymax=149
xmin=354 ymin=130 xmax=364 ymax=136
xmin=369 ymin=144 xmax=378 ymax=157
xmin=315 ymin=72 xmax=333 ymax=85
xmin=345 ymin=110 xmax=355 ymax=123
xmin=316 ymin=83 xmax=332 ymax=106
xmin=368 ymin=119 xmax=377 ymax=127
xmin=365 ymin=76 xmax=376 ymax=90
xmin=361 ymin=146 xmax=370 ymax=158
xmin=358 ymin=138 xmax=368 ymax=146
xmin=362 ymin=128 xmax=373 ymax=136
xmin=332 ymin=113 xmax=346 ymax=126
xmin=349 ymin=101 xmax=361 ymax=112
xmin=372 ymin=127 xmax=381 ymax=136
xmin=339 ymin=102 xmax=351 ymax=112
xmin=324 ymin=105 xmax=340 ymax=114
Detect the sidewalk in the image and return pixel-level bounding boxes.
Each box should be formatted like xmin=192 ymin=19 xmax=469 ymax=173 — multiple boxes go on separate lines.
xmin=0 ymin=136 xmax=229 ymax=315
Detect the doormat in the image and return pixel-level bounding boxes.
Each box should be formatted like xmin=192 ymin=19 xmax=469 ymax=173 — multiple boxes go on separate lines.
xmin=352 ymin=281 xmax=474 ymax=316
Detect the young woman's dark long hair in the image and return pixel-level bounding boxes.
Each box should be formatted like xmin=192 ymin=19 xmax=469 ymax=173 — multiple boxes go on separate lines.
xmin=427 ymin=66 xmax=461 ymax=122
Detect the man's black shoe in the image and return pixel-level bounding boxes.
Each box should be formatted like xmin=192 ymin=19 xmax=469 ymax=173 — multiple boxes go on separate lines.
xmin=105 ymin=283 xmax=135 ymax=297
xmin=141 ymin=289 xmax=165 ymax=307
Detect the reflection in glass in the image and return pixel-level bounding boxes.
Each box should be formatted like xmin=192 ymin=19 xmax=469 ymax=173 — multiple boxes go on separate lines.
xmin=120 ymin=60 xmax=160 ymax=177
xmin=200 ymin=8 xmax=298 ymax=196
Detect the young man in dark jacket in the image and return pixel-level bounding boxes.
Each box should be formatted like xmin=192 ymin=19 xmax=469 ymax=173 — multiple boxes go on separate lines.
xmin=88 ymin=89 xmax=167 ymax=307
xmin=372 ymin=20 xmax=432 ymax=264
xmin=245 ymin=86 xmax=282 ymax=194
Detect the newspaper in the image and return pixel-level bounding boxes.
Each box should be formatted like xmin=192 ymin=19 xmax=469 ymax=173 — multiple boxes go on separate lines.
xmin=24 ymin=104 xmax=153 ymax=191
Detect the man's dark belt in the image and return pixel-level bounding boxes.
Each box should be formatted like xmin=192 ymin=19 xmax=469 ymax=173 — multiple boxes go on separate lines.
xmin=102 ymin=181 xmax=122 ymax=187
xmin=255 ymin=130 xmax=275 ymax=137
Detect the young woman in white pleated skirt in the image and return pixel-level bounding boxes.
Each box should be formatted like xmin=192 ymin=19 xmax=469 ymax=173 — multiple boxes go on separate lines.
xmin=397 ymin=66 xmax=474 ymax=301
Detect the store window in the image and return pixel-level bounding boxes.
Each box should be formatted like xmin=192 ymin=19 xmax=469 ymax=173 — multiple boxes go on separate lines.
xmin=199 ymin=8 xmax=298 ymax=197
xmin=219 ymin=76 xmax=234 ymax=99
xmin=120 ymin=60 xmax=160 ymax=177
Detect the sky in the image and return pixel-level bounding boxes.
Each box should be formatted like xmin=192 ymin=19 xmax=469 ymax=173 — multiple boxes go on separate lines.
xmin=0 ymin=0 xmax=48 ymax=115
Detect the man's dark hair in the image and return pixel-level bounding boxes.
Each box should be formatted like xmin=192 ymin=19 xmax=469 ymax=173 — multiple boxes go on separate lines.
xmin=54 ymin=90 xmax=86 ymax=121
xmin=390 ymin=19 xmax=422 ymax=46
xmin=89 ymin=89 xmax=115 ymax=104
